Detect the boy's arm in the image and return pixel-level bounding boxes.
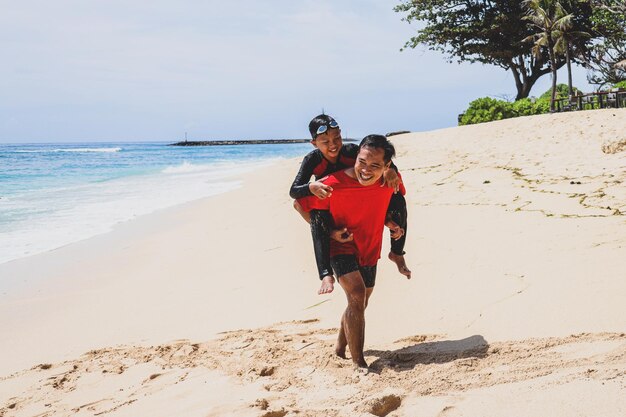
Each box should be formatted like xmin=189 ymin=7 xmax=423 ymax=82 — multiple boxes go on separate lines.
xmin=289 ymin=152 xmax=320 ymax=199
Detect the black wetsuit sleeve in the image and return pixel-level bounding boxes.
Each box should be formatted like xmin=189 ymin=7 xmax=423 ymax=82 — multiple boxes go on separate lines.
xmin=289 ymin=151 xmax=320 ymax=199
xmin=387 ymin=193 xmax=408 ymax=256
xmin=310 ymin=209 xmax=333 ymax=279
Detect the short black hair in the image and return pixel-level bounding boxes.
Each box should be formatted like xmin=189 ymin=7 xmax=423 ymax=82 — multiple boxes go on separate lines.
xmin=359 ymin=134 xmax=396 ymax=162
xmin=308 ymin=114 xmax=339 ymax=139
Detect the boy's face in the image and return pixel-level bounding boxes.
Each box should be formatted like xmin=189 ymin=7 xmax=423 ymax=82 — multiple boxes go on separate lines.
xmin=311 ymin=128 xmax=342 ymax=161
xmin=354 ymin=145 xmax=390 ymax=186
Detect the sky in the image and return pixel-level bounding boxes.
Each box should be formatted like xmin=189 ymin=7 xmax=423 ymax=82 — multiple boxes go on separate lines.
xmin=0 ymin=0 xmax=594 ymax=143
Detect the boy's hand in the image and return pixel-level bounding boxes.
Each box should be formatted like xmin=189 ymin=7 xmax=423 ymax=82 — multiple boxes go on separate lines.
xmin=382 ymin=168 xmax=400 ymax=193
xmin=310 ymin=181 xmax=333 ymax=199
xmin=330 ymin=227 xmax=353 ymax=243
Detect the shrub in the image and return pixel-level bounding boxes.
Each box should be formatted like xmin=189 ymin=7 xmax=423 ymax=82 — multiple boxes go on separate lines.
xmin=510 ymin=98 xmax=533 ymax=116
xmin=459 ymin=81 xmax=584 ymax=125
xmin=459 ymin=96 xmax=552 ymax=125
xmin=532 ymin=98 xmax=551 ymax=114
xmin=459 ymin=97 xmax=516 ymax=125
xmin=459 ymin=84 xmax=583 ymax=125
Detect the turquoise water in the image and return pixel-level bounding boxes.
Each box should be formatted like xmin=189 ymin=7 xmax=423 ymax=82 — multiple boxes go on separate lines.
xmin=0 ymin=141 xmax=311 ymax=264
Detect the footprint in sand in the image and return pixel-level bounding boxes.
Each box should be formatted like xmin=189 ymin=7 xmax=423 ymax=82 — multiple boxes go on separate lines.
xmin=260 ymin=410 xmax=288 ymax=417
xmin=368 ymin=394 xmax=402 ymax=417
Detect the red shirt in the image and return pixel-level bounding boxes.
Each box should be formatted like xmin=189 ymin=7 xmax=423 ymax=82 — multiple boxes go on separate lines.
xmin=298 ymin=170 xmax=406 ymax=266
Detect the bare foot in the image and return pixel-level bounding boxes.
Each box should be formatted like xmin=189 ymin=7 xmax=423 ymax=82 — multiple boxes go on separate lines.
xmin=335 ymin=345 xmax=347 ymax=359
xmin=318 ymin=275 xmax=335 ymax=295
xmin=388 ymin=252 xmax=411 ymax=279
xmin=353 ymin=359 xmax=369 ymax=370
xmin=335 ymin=340 xmax=347 ymax=359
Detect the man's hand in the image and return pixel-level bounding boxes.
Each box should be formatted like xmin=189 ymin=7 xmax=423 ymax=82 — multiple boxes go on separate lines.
xmin=385 ymin=220 xmax=404 ymax=240
xmin=382 ymin=168 xmax=400 ymax=193
xmin=330 ymin=227 xmax=354 ymax=243
xmin=309 ymin=181 xmax=333 ymax=199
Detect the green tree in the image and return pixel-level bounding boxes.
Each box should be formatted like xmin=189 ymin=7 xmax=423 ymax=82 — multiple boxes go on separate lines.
xmin=395 ymin=0 xmax=565 ymax=99
xmin=555 ymin=21 xmax=591 ymax=98
xmin=587 ymin=1 xmax=626 ymax=86
xmin=554 ymin=1 xmax=593 ymax=98
xmin=523 ymin=0 xmax=575 ymax=111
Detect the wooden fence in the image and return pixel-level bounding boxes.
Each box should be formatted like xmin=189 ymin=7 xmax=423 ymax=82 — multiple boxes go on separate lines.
xmin=555 ymin=90 xmax=626 ymax=112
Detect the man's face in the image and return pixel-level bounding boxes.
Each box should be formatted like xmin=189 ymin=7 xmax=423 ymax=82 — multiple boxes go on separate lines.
xmin=311 ymin=128 xmax=342 ymax=161
xmin=354 ymin=146 xmax=390 ymax=186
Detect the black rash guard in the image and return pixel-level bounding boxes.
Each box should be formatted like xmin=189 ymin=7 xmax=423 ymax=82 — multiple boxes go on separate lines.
xmin=291 ymin=143 xmax=408 ymax=279
xmin=290 ymin=143 xmax=360 ymax=199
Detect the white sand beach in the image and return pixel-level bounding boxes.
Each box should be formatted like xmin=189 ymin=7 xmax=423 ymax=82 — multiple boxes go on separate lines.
xmin=1 ymin=109 xmax=625 ymax=416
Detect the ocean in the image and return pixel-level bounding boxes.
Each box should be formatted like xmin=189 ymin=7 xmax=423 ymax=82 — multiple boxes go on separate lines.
xmin=0 ymin=141 xmax=312 ymax=265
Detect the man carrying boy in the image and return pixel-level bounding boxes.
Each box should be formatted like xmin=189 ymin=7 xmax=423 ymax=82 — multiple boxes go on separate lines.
xmin=295 ymin=135 xmax=407 ymax=368
xmin=290 ymin=115 xmax=411 ymax=295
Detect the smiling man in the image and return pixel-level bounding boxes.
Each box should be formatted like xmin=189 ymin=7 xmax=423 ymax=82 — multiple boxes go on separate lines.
xmin=290 ymin=115 xmax=411 ymax=296
xmin=295 ymin=134 xmax=408 ymax=369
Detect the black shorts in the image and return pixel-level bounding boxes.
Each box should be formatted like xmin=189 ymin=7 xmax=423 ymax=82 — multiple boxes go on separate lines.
xmin=330 ymin=254 xmax=377 ymax=288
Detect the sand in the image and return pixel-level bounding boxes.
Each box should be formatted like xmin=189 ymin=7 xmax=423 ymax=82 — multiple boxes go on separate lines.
xmin=1 ymin=109 xmax=625 ymax=416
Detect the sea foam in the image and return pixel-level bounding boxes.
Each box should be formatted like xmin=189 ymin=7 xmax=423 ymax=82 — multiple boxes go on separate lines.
xmin=12 ymin=147 xmax=122 ymax=153
xmin=0 ymin=141 xmax=311 ymax=266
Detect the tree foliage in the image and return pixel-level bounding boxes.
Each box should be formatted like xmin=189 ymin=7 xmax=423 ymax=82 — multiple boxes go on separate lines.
xmin=395 ymin=0 xmax=595 ymax=99
xmin=587 ymin=0 xmax=626 ymax=86
xmin=523 ymin=0 xmax=576 ymax=111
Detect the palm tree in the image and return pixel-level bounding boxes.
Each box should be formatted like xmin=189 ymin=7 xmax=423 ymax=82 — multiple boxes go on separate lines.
xmin=523 ymin=0 xmax=574 ymax=111
xmin=554 ymin=20 xmax=590 ymax=99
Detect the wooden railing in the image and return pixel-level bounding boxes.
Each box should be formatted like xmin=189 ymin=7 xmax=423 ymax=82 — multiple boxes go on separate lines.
xmin=554 ymin=90 xmax=626 ymax=112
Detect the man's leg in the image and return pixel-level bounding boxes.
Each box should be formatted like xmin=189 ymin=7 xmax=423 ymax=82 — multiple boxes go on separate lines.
xmin=336 ymin=270 xmax=368 ymax=368
xmin=332 ymin=258 xmax=377 ymax=368
xmin=335 ymin=287 xmax=373 ymax=359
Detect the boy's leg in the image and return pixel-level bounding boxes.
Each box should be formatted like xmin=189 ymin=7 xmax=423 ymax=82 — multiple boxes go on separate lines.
xmin=309 ymin=210 xmax=335 ymax=293
xmin=387 ymin=193 xmax=411 ymax=279
xmin=388 ymin=193 xmax=408 ymax=255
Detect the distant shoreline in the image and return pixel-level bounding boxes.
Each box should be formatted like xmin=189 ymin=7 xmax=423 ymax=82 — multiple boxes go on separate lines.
xmin=169 ymin=138 xmax=359 ymax=146
xmin=170 ymin=139 xmax=309 ymax=146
